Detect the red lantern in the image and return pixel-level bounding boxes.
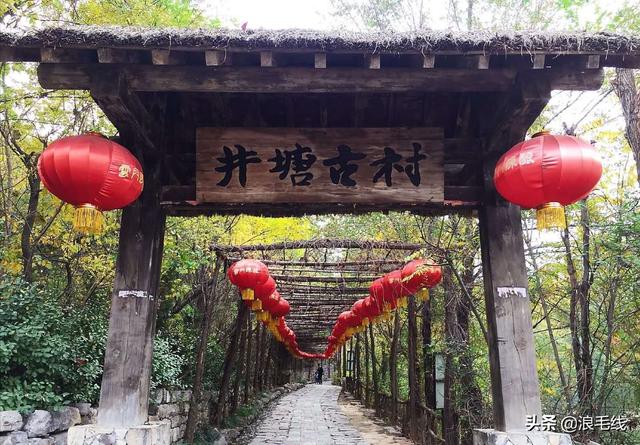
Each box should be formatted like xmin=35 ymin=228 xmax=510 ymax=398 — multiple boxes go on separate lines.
xmin=351 ymin=299 xmax=369 ymax=327
xmin=259 ymin=290 xmax=280 ymax=322
xmin=369 ymin=278 xmax=386 ymax=314
xmin=382 ymin=270 xmax=405 ymax=309
xmin=401 ymin=259 xmax=442 ymax=302
xmin=37 ymin=133 xmax=143 ymax=234
xmin=252 ymin=276 xmax=276 ymax=312
xmin=494 ymin=131 xmax=602 ymax=230
xmin=228 ymin=259 xmax=269 ymax=301
xmin=270 ymin=297 xmax=290 ymax=319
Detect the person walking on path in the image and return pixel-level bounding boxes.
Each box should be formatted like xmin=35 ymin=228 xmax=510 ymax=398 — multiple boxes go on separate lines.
xmin=316 ymin=364 xmax=324 ymax=384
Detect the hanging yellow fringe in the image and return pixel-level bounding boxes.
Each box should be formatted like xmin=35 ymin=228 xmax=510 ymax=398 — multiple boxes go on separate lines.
xmin=397 ymin=296 xmax=408 ymax=308
xmin=241 ymin=288 xmax=255 ymax=301
xmin=362 ymin=317 xmax=370 ymax=327
xmin=417 ymin=288 xmax=429 ymax=302
xmin=73 ymin=205 xmax=104 ymax=234
xmin=536 ymin=202 xmax=566 ymax=230
xmin=256 ymin=311 xmax=269 ymax=322
xmin=251 ymin=299 xmax=262 ymax=311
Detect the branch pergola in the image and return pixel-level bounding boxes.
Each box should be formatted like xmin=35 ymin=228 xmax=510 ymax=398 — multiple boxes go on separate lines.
xmin=212 ymin=238 xmax=428 ymax=350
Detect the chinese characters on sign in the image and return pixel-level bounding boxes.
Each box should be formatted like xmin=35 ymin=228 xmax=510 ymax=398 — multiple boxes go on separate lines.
xmin=196 ymin=128 xmax=444 ymax=204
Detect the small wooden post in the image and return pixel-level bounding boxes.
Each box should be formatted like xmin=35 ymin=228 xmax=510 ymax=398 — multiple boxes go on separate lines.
xmin=479 ymin=158 xmax=542 ymax=431
xmin=97 ymin=166 xmax=166 ymax=428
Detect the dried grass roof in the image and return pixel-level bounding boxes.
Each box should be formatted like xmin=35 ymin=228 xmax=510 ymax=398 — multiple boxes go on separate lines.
xmin=1 ymin=25 xmax=639 ymax=55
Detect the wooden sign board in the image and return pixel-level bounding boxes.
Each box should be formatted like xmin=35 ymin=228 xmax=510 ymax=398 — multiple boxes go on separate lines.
xmin=196 ymin=127 xmax=444 ymax=204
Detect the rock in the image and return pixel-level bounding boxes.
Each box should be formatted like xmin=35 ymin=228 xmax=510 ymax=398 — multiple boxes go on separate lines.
xmin=24 ymin=411 xmax=51 ymax=438
xmin=50 ymin=432 xmax=66 ymax=445
xmin=49 ymin=407 xmax=81 ymax=433
xmin=156 ymin=404 xmax=179 ymax=419
xmin=212 ymin=436 xmax=227 ymax=445
xmin=72 ymin=404 xmax=91 ymax=417
xmin=0 ymin=412 xmax=23 ymax=433
xmin=27 ymin=439 xmax=53 ymax=445
xmin=80 ymin=408 xmax=97 ymax=426
xmin=169 ymin=416 xmax=185 ymax=428
xmin=0 ymin=431 xmax=28 ymax=445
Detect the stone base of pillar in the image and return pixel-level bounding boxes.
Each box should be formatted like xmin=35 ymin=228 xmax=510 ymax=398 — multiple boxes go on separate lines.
xmin=473 ymin=429 xmax=573 ymax=445
xmin=68 ymin=421 xmax=171 ymax=445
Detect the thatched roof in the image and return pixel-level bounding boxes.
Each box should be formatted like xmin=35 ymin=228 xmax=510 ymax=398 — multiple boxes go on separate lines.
xmin=1 ymin=25 xmax=639 ymax=55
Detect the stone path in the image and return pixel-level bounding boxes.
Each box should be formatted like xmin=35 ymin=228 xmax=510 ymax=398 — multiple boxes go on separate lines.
xmin=248 ymin=383 xmax=370 ymax=445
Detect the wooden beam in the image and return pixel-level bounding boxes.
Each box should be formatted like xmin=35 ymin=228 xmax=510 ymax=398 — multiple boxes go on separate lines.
xmin=213 ymin=238 xmax=427 ymax=252
xmin=260 ymin=51 xmax=276 ymax=67
xmin=366 ymin=54 xmax=381 ymax=69
xmin=423 ymin=54 xmax=435 ymax=69
xmin=37 ymin=64 xmax=519 ymax=92
xmin=0 ymin=47 xmax=40 ymax=62
xmin=314 ymin=52 xmax=327 ymax=69
xmin=587 ymin=54 xmax=600 ymax=69
xmin=40 ymin=47 xmax=96 ymax=63
xmin=482 ymin=73 xmax=553 ymax=155
xmin=205 ymin=49 xmax=231 ymax=66
xmin=151 ymin=49 xmax=183 ymax=65
xmin=97 ymin=48 xmax=146 ymax=64
xmin=89 ymin=71 xmax=162 ymax=156
xmin=532 ymin=54 xmax=546 ymax=69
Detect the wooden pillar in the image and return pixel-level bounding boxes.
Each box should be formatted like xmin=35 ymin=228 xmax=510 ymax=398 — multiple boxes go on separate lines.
xmin=479 ymin=159 xmax=542 ymax=431
xmin=97 ymin=165 xmax=166 ymax=428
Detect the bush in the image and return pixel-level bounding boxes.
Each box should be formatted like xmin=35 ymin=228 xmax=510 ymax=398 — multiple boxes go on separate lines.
xmin=0 ymin=277 xmax=107 ymax=410
xmin=151 ymin=333 xmax=186 ymax=390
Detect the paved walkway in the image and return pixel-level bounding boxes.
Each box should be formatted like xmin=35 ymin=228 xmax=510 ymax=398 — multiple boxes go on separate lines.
xmin=248 ymin=383 xmax=368 ymax=445
xmin=248 ymin=383 xmax=412 ymax=445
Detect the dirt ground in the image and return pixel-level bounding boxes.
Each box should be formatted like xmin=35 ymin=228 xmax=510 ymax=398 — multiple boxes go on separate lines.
xmin=337 ymin=392 xmax=414 ymax=445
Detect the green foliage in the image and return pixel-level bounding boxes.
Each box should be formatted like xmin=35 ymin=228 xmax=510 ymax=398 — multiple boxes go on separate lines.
xmin=151 ymin=334 xmax=187 ymax=390
xmin=0 ymin=276 xmax=107 ymax=411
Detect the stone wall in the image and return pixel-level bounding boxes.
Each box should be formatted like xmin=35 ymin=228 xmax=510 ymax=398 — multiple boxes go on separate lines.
xmin=0 ymin=388 xmax=207 ymax=445
xmin=148 ymin=389 xmax=212 ymax=444
xmin=0 ymin=404 xmax=96 ymax=445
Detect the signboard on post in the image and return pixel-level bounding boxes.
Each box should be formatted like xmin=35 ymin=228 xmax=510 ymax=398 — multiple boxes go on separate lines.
xmin=196 ymin=127 xmax=444 ymax=205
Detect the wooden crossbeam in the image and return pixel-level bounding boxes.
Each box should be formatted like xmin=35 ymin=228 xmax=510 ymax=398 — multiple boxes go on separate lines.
xmin=37 ymin=63 xmax=604 ymax=93
xmin=213 ymin=238 xmax=427 ymax=252
xmin=38 ymin=64 xmax=518 ymax=92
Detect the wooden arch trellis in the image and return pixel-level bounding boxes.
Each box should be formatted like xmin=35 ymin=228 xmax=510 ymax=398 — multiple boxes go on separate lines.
xmin=211 ymin=238 xmax=440 ymax=351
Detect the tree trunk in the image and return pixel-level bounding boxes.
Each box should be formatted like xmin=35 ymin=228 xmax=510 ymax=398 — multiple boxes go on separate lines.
xmin=184 ymin=259 xmax=222 ymax=443
xmin=422 ymin=295 xmax=436 ymax=443
xmin=443 ymin=272 xmax=459 ymax=445
xmin=390 ymin=310 xmax=400 ymax=423
xmin=364 ymin=326 xmax=370 ymax=406
xmin=243 ymin=317 xmax=254 ymax=404
xmin=612 ymin=68 xmax=640 ymax=186
xmin=231 ymin=319 xmax=248 ymax=413
xmin=212 ymin=302 xmax=249 ymax=424
xmin=407 ymin=295 xmax=421 ymax=441
xmin=562 ymin=200 xmax=594 ymax=421
xmin=369 ymin=323 xmax=379 ymax=409
xmin=21 ymin=173 xmax=39 ymax=283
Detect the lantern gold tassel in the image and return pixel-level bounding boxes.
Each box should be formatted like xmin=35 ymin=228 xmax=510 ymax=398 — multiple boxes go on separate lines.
xmin=73 ymin=205 xmax=103 ymax=234
xmin=536 ymin=202 xmax=566 ymax=230
xmin=417 ymin=288 xmax=429 ymax=302
xmin=251 ymin=299 xmax=262 ymax=311
xmin=256 ymin=311 xmax=269 ymax=322
xmin=241 ymin=288 xmax=254 ymax=301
